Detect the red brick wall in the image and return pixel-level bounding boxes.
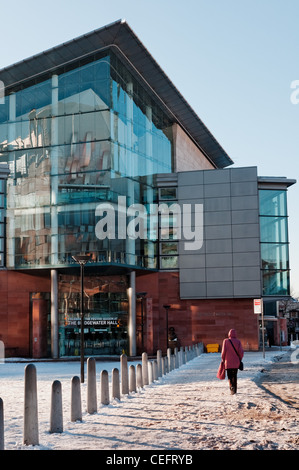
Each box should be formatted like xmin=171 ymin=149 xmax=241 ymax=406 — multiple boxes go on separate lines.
xmin=0 ymin=271 xmax=50 ymax=357
xmin=0 ymin=268 xmax=260 ymax=358
xmin=136 ymin=271 xmax=259 ymax=355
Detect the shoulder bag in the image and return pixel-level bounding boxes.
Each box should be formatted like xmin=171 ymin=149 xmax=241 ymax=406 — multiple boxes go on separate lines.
xmin=229 ymin=339 xmax=244 ymax=371
xmin=217 ymin=360 xmax=226 ymax=380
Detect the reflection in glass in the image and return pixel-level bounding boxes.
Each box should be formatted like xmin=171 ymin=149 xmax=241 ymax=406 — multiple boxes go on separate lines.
xmin=160 ymin=255 xmax=178 ymax=269
xmin=0 ymin=50 xmax=173 ymax=269
xmin=262 ymin=270 xmax=289 ymax=296
xmin=261 ymin=243 xmax=289 ymax=270
xmin=259 ymin=189 xmax=287 ymax=216
xmin=260 ymin=216 xmax=288 ymax=243
xmin=259 ymin=189 xmax=290 ymax=296
xmin=58 ymin=273 xmax=129 ymax=356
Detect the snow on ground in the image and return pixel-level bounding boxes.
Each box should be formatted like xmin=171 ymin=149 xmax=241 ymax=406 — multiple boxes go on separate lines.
xmin=0 ymin=349 xmax=298 ymax=451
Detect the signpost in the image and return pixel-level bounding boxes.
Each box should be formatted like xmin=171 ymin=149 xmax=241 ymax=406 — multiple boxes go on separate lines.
xmin=254 ymin=299 xmax=265 ymax=358
xmin=72 ymin=255 xmax=90 ymax=383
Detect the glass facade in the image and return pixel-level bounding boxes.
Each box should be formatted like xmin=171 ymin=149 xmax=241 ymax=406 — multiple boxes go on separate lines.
xmin=259 ymin=189 xmax=290 ymax=295
xmin=58 ymin=273 xmax=129 ymax=356
xmin=0 ymin=52 xmax=173 ymax=271
xmin=0 ymin=50 xmax=174 ymax=356
xmin=158 ymin=186 xmax=179 ymax=270
xmin=0 ymin=177 xmax=5 ymax=267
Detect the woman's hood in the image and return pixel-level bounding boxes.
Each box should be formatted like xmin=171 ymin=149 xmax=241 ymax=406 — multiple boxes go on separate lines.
xmin=228 ymin=329 xmax=237 ymax=338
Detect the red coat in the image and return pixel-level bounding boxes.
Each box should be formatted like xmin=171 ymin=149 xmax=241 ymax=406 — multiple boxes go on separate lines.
xmin=221 ymin=329 xmax=244 ymax=369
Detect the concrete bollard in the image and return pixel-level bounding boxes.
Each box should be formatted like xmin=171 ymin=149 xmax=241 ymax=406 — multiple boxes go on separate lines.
xmin=142 ymin=352 xmax=149 ymax=385
xmin=71 ymin=376 xmax=82 ymax=422
xmin=148 ymin=361 xmax=153 ymax=383
xmin=185 ymin=347 xmax=188 ymax=362
xmin=136 ymin=364 xmax=143 ymax=389
xmin=87 ymin=357 xmax=97 ymax=414
xmin=164 ymin=356 xmax=168 ymax=374
xmin=179 ymin=349 xmax=183 ymax=367
xmin=100 ymin=370 xmax=109 ymax=405
xmin=161 ymin=356 xmax=165 ymax=375
xmin=174 ymin=347 xmax=178 ymax=368
xmin=153 ymin=360 xmax=158 ymax=381
xmin=167 ymin=348 xmax=172 ymax=371
xmin=112 ymin=368 xmax=120 ymax=400
xmin=23 ymin=363 xmax=39 ymax=446
xmin=157 ymin=350 xmax=162 ymax=377
xmin=120 ymin=354 xmax=129 ymax=395
xmin=50 ymin=380 xmax=63 ymax=433
xmin=180 ymin=346 xmax=185 ymax=365
xmin=129 ymin=365 xmax=136 ymax=393
xmin=0 ymin=398 xmax=4 ymax=450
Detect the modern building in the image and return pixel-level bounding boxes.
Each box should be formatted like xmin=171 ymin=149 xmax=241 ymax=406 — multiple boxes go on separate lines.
xmin=0 ymin=20 xmax=295 ymax=358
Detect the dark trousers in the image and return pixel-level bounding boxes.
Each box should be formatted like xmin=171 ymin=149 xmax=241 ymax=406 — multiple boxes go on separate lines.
xmin=227 ymin=368 xmax=238 ymax=394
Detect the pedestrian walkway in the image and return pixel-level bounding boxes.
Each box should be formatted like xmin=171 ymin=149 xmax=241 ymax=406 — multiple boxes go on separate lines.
xmin=1 ymin=349 xmax=298 ymax=450
xmin=255 ymin=350 xmax=299 ymax=410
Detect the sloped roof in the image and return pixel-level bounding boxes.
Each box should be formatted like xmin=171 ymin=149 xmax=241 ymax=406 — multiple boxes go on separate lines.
xmin=0 ymin=19 xmax=233 ymax=168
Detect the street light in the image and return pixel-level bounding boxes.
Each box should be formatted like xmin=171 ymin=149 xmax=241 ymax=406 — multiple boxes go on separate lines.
xmin=137 ymin=292 xmax=147 ymax=351
xmin=163 ymin=305 xmax=171 ymax=351
xmin=72 ymin=255 xmax=90 ymax=383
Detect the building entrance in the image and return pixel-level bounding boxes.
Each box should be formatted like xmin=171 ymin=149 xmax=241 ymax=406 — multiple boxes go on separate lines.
xmin=58 ymin=273 xmax=129 ymax=356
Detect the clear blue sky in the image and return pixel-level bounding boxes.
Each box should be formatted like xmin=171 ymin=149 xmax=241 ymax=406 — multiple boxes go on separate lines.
xmin=1 ymin=0 xmax=298 ymax=293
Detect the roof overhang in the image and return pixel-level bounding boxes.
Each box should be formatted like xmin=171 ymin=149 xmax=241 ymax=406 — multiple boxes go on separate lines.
xmin=258 ymin=176 xmax=296 ymax=190
xmin=0 ymin=19 xmax=233 ymax=169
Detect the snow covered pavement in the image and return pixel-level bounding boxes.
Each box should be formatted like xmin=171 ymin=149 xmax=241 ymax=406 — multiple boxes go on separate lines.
xmin=0 ymin=349 xmax=298 ymax=451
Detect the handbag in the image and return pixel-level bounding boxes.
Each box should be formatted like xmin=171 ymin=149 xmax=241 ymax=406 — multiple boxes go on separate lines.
xmin=217 ymin=361 xmax=226 ymax=380
xmin=229 ymin=339 xmax=244 ymax=371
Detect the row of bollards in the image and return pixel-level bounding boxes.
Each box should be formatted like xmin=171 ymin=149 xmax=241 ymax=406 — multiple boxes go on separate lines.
xmin=0 ymin=342 xmax=203 ymax=448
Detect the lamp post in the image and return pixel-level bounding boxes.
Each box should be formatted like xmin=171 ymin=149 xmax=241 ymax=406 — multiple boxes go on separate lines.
xmin=163 ymin=305 xmax=171 ymax=351
xmin=137 ymin=292 xmax=147 ymax=351
xmin=72 ymin=255 xmax=90 ymax=383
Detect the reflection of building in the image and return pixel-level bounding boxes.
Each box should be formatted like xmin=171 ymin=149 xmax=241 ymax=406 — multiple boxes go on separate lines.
xmin=0 ymin=20 xmax=296 ymax=358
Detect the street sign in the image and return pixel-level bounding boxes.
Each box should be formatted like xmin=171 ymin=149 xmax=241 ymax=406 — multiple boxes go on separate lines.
xmin=254 ymin=299 xmax=265 ymax=358
xmin=254 ymin=298 xmax=263 ymax=314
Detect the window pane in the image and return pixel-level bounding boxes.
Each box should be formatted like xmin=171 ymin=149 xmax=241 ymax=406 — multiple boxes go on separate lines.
xmin=161 ymin=242 xmax=178 ymax=255
xmin=259 ymin=189 xmax=287 ymax=216
xmin=262 ymin=270 xmax=289 ymax=296
xmin=260 ymin=216 xmax=288 ymax=243
xmin=160 ymin=255 xmax=178 ymax=269
xmin=261 ymin=243 xmax=289 ymax=270
xmin=160 ymin=187 xmax=177 ymax=200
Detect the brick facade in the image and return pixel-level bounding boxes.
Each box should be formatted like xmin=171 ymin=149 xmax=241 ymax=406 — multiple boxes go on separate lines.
xmin=136 ymin=271 xmax=259 ymax=355
xmin=0 ymin=271 xmax=50 ymax=357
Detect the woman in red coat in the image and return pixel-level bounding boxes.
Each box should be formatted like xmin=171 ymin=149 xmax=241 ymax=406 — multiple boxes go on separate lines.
xmin=221 ymin=329 xmax=244 ymax=394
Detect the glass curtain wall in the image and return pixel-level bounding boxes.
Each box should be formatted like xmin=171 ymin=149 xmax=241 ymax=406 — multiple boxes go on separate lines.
xmin=58 ymin=273 xmax=129 ymax=357
xmin=0 ymin=176 xmax=6 ymax=267
xmin=0 ymin=51 xmax=173 ymax=270
xmin=259 ymin=189 xmax=290 ymax=295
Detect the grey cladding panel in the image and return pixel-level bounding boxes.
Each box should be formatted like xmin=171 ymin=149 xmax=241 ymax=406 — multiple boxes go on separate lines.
xmin=233 ymin=281 xmax=261 ymax=297
xmin=231 ymin=181 xmax=258 ymax=197
xmin=178 ymin=167 xmax=262 ymax=299
xmin=178 ymin=171 xmax=204 ymax=186
xmin=230 ymin=167 xmax=258 ymax=182
xmin=204 ymin=183 xmax=230 ymax=198
xmin=177 ymin=184 xmax=204 ymax=200
xmin=203 ymin=169 xmax=230 ymax=184
xmin=231 ymin=195 xmax=259 ymax=211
